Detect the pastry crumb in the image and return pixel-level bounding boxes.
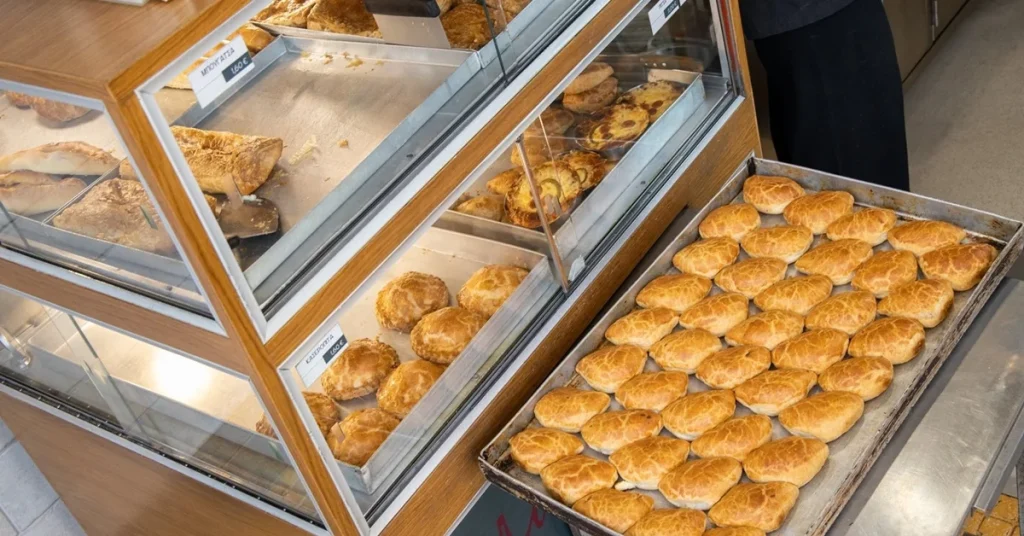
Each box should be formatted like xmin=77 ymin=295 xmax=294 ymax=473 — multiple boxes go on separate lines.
xmin=288 ymin=135 xmax=319 ymax=165
xmin=342 ymin=52 xmax=351 ymax=59
xmin=337 ymin=139 xmax=349 ymax=148
xmin=375 ymin=60 xmax=385 ymax=66
xmin=346 ymin=57 xmax=364 ymax=69
xmin=323 ymin=54 xmax=334 ymax=65
xmin=300 ymin=50 xmax=311 ymax=59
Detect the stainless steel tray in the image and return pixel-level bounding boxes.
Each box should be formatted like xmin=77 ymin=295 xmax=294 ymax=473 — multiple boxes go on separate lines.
xmin=479 ymin=157 xmax=1024 ymax=536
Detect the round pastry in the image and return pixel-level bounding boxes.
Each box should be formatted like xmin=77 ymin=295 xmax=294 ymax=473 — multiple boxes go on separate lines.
xmin=540 ymin=455 xmax=618 ymax=506
xmin=658 ymin=456 xmax=742 ymax=510
xmin=605 ymin=307 xmax=679 ymax=350
xmin=377 ymin=360 xmax=445 ymax=418
xmin=635 ymin=273 xmax=712 ymax=314
xmin=696 ymin=345 xmax=771 ymax=390
xmin=703 ymin=528 xmax=767 ymax=536
xmin=649 ymin=328 xmax=722 ymax=373
xmin=577 ymin=103 xmax=650 ymax=153
xmin=679 ymin=293 xmax=749 ymax=336
xmin=724 ymin=310 xmax=805 ymax=351
xmin=509 ymin=427 xmax=585 ymax=474
xmin=580 ymin=409 xmax=663 ymax=455
xmin=487 ymin=168 xmax=522 ymax=195
xmin=698 ymin=203 xmax=761 ymax=241
xmin=625 ymin=508 xmax=706 ymax=536
xmin=441 ymin=4 xmax=490 ymax=50
xmin=743 ymin=436 xmax=829 ymax=487
xmin=753 ymin=274 xmax=833 ymax=316
xmin=888 ymin=220 xmax=966 ymax=256
xmin=564 ymin=62 xmax=615 ymax=95
xmin=779 ymin=391 xmax=864 ymax=443
xmin=795 ymin=239 xmax=875 ymax=285
xmin=526 ymin=107 xmax=576 ymax=136
xmin=505 ymin=160 xmax=581 ymax=229
xmin=818 ymin=356 xmax=894 ymax=401
xmin=708 ymin=482 xmax=799 ymax=532
xmin=564 ymin=76 xmax=620 ymax=114
xmin=31 ymin=99 xmax=90 ymax=123
xmin=572 ymin=489 xmax=654 ymax=533
xmin=919 ymin=243 xmax=998 ymax=291
xmin=510 ymin=135 xmax=570 ymax=167
xmin=454 ymin=194 xmax=504 ymax=221
xmin=663 ymin=389 xmax=735 ymax=441
xmin=714 ymin=257 xmax=788 ymax=299
xmin=826 ymin=208 xmax=898 ymax=246
xmin=805 ymin=290 xmax=877 ymax=335
xmin=740 ymin=225 xmax=814 ymax=263
xmin=375 ymin=272 xmax=449 ymax=332
xmin=734 ymin=369 xmax=818 ymax=416
xmin=851 ymin=249 xmax=919 ymax=298
xmin=576 ymin=344 xmax=648 ymax=393
xmin=783 ymin=190 xmax=855 ymax=234
xmin=877 ymin=278 xmax=954 ymax=328
xmin=672 ymin=237 xmax=741 ymax=278
xmin=560 ymin=150 xmax=609 ymax=190
xmin=690 ymin=414 xmax=773 ymax=462
xmin=772 ymin=328 xmax=849 ymax=374
xmin=609 ymin=436 xmax=690 ymax=490
xmin=320 ymin=338 xmax=399 ymax=401
xmin=742 ymin=175 xmax=805 ymax=214
xmin=615 ymin=371 xmax=690 ymax=412
xmin=616 ymin=80 xmax=686 ymax=122
xmin=534 ymin=386 xmax=611 ymax=433
xmin=849 ymin=317 xmax=926 ymax=365
xmin=410 ymin=306 xmax=487 ymax=364
xmin=302 ymin=391 xmax=341 ymax=438
xmin=327 ymin=409 xmax=400 ymax=467
xmin=457 ymin=264 xmax=529 ymax=318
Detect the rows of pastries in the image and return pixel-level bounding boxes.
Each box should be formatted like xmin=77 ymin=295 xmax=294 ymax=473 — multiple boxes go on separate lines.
xmin=503 ymin=174 xmax=998 ymax=535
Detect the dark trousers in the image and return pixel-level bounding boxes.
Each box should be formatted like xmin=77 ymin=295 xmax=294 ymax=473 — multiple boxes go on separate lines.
xmin=754 ymin=0 xmax=910 ymax=191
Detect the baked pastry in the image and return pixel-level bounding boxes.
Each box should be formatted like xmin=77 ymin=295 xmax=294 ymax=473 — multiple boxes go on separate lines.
xmin=919 ymin=243 xmax=998 ymax=291
xmin=635 ymin=273 xmax=712 ymax=314
xmin=577 ymin=104 xmax=651 ymax=153
xmin=0 ymin=171 xmax=85 ymax=216
xmin=255 ymin=413 xmax=276 ymax=438
xmin=118 ymin=159 xmax=139 ymax=181
xmin=510 ymin=136 xmax=570 ymax=167
xmin=691 ymin=415 xmax=772 ymax=462
xmin=482 ymin=0 xmax=531 ymax=16
xmin=307 ymin=0 xmax=381 ymax=37
xmin=487 ymin=168 xmax=522 ymax=195
xmin=795 ymin=239 xmax=874 ymax=285
xmin=877 ymin=278 xmax=954 ymax=328
xmin=238 ymin=24 xmax=274 ymax=53
xmin=818 ymin=356 xmax=894 ymax=401
xmin=527 ymin=107 xmax=576 ymax=137
xmin=672 ymin=237 xmax=740 ymax=279
xmin=442 ymin=4 xmax=491 ymax=50
xmin=888 ymin=220 xmax=966 ymax=256
xmin=805 ymin=290 xmax=877 ymax=335
xmin=826 ymin=208 xmax=898 ymax=246
xmin=564 ymin=62 xmax=615 ymax=95
xmin=615 ymin=371 xmax=689 ymax=412
xmin=743 ymin=436 xmax=828 ymax=487
xmin=851 ymin=249 xmax=919 ymax=298
xmin=0 ymin=142 xmax=118 ymax=176
xmin=509 ymin=427 xmax=584 ymax=474
xmin=253 ymin=0 xmax=316 ymax=27
xmin=28 ymin=98 xmax=90 ymax=123
xmin=320 ymin=339 xmax=399 ymax=401
xmin=605 ymin=308 xmax=678 ymax=350
xmin=740 ymin=225 xmax=814 ymax=263
xmin=625 ymin=508 xmax=706 ymax=536
xmin=540 ymin=455 xmax=618 ymax=505
xmin=564 ymin=76 xmax=619 ymax=114
xmin=505 ymin=160 xmax=581 ymax=229
xmin=772 ymin=328 xmax=849 ymax=374
xmin=561 ymin=151 xmax=609 ymax=190
xmin=534 ymin=387 xmax=610 ymax=433
xmin=616 ymin=80 xmax=686 ymax=122
xmin=658 ymin=456 xmax=742 ymax=510
xmin=753 ymin=275 xmax=833 ymax=316
xmin=742 ymin=175 xmax=805 ymax=214
xmin=703 ymin=528 xmax=767 ymax=536
xmin=376 ymin=360 xmax=445 ymax=418
xmin=5 ymin=91 xmax=33 ymax=108
xmin=454 ymin=195 xmax=504 ymax=221
xmin=849 ymin=317 xmax=926 ymax=365
xmin=708 ymin=482 xmax=799 ymax=532
xmin=608 ymin=436 xmax=690 ymax=490
xmin=52 ymin=179 xmax=175 ymax=255
xmin=698 ymin=203 xmax=761 ymax=241
xmin=327 ymin=409 xmax=400 ymax=466
xmin=663 ymin=389 xmax=736 ymax=440
xmin=783 ymin=190 xmax=855 ymax=234
xmin=375 ymin=272 xmax=450 ymax=332
xmin=734 ymin=369 xmax=817 ymax=416
xmin=576 ymin=344 xmax=648 ymax=393
xmin=779 ymin=391 xmax=864 ymax=442
xmin=572 ymin=489 xmax=654 ymax=533
xmin=696 ymin=345 xmax=771 ymax=390
xmin=580 ymin=409 xmax=663 ymax=455
xmin=171 ymin=126 xmax=282 ymax=195
xmin=410 ymin=307 xmax=487 ymax=365
xmin=724 ymin=310 xmax=804 ymax=351
xmin=303 ymin=391 xmax=341 ymax=438
xmin=457 ymin=264 xmax=529 ymax=318
xmin=679 ymin=293 xmax=749 ymax=337
xmin=649 ymin=328 xmax=722 ymax=373
xmin=714 ymin=257 xmax=788 ymax=298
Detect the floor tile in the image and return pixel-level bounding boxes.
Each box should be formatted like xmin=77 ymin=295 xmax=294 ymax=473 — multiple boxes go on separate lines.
xmin=0 ymin=509 xmax=15 ymax=536
xmin=0 ymin=444 xmax=58 ymax=531
xmin=22 ymin=501 xmax=84 ymax=536
xmin=0 ymin=419 xmax=12 ymax=451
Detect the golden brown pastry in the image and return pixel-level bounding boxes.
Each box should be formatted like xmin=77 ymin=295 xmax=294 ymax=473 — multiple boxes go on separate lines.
xmin=673 ymin=237 xmax=741 ymax=279
xmin=170 ymin=126 xmax=282 ymax=196
xmin=580 ymin=409 xmax=663 ymax=455
xmin=616 ymin=80 xmax=686 ymax=122
xmin=779 ymin=391 xmax=864 ymax=442
xmin=742 ymin=175 xmax=806 ymax=214
xmin=734 ymin=369 xmax=817 ymax=416
xmin=5 ymin=91 xmax=33 ymax=108
xmin=725 ymin=310 xmax=804 ymax=351
xmin=573 ymin=489 xmax=654 ymax=533
xmin=307 ymin=0 xmax=381 ymax=37
xmin=505 ymin=160 xmax=581 ymax=229
xmin=453 ymin=195 xmax=504 ymax=221
xmin=826 ymin=207 xmax=898 ymax=246
xmin=795 ymin=239 xmax=875 ymax=285
xmin=457 ymin=264 xmax=529 ymax=318
xmin=375 ymin=272 xmax=450 ymax=332
xmin=540 ymin=455 xmax=618 ymax=505
xmin=0 ymin=141 xmax=118 ymax=176
xmin=576 ymin=344 xmax=649 ymax=393
xmin=564 ymin=62 xmax=615 ymax=95
xmin=772 ymin=328 xmax=849 ymax=374
xmin=679 ymin=293 xmax=750 ymax=337
xmin=805 ymin=290 xmax=877 ymax=335
xmin=743 ymin=436 xmax=829 ymax=487
xmin=327 ymin=409 xmax=399 ymax=467
xmin=635 ymin=274 xmax=712 ymax=314
xmin=577 ymin=104 xmax=650 ymax=153
xmin=708 ymin=482 xmax=799 ymax=532
xmin=255 ymin=414 xmax=276 ymax=439
xmin=696 ymin=345 xmax=771 ymax=390
xmin=510 ymin=136 xmax=570 ymax=167
xmin=919 ymin=243 xmax=998 ymax=291
xmin=609 ymin=436 xmax=690 ymax=490
xmin=376 ymin=360 xmax=445 ymax=418
xmin=616 ymin=371 xmax=690 ymax=412
xmin=487 ymin=168 xmax=522 ymax=195
xmin=320 ymin=339 xmax=398 ymax=401
xmin=29 ymin=98 xmax=90 ymax=123
xmin=818 ymin=356 xmax=894 ymax=401
xmin=303 ymin=391 xmax=341 ymax=438
xmin=703 ymin=528 xmax=767 ymax=536
xmin=441 ymin=4 xmax=491 ymax=50
xmin=52 ymin=179 xmax=175 ymax=255
xmin=253 ymin=0 xmax=316 ymax=27
xmin=0 ymin=171 xmax=85 ymax=216
xmin=561 ymin=150 xmax=609 ymax=190
xmin=527 ymin=107 xmax=576 ymax=137
xmin=649 ymin=329 xmax=722 ymax=373
xmin=410 ymin=306 xmax=488 ymax=365
xmin=783 ymin=190 xmax=855 ymax=234
xmin=564 ymin=76 xmax=620 ymax=114
xmin=715 ymin=258 xmax=788 ymax=299
xmin=849 ymin=317 xmax=926 ymax=365
xmin=605 ymin=308 xmax=679 ymax=350
xmin=699 ymin=203 xmax=762 ymax=241
xmin=690 ymin=415 xmax=772 ymax=461
xmin=534 ymin=387 xmax=610 ymax=433
xmin=888 ymin=220 xmax=966 ymax=256
xmin=509 ymin=427 xmax=584 ymax=474
xmin=625 ymin=508 xmax=706 ymax=536
xmin=238 ymin=23 xmax=274 ymax=53
xmin=663 ymin=389 xmax=736 ymax=440
xmin=877 ymin=278 xmax=954 ymax=328
xmin=658 ymin=456 xmax=742 ymax=510
xmin=740 ymin=225 xmax=814 ymax=263
xmin=753 ymin=274 xmax=833 ymax=316
xmin=851 ymin=249 xmax=919 ymax=298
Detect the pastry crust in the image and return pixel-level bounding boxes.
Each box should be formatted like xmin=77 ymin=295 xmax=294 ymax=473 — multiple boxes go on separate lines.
xmin=320 ymin=339 xmax=399 ymax=401
xmin=849 ymin=317 xmax=926 ymax=365
xmin=779 ymin=391 xmax=864 ymax=443
xmin=658 ymin=456 xmax=742 ymax=510
xmin=560 ymin=151 xmax=609 ymax=190
xmin=725 ymin=310 xmax=805 ymax=351
xmin=30 ymin=98 xmax=90 ymax=123
xmin=457 ymin=264 xmax=529 ymax=317
xmin=510 ymin=136 xmax=570 ymax=167
xmin=564 ymin=76 xmax=620 ymax=114
xmin=375 ymin=272 xmax=450 ymax=332
xmin=625 ymin=508 xmax=706 ymax=536
xmin=510 ymin=427 xmax=584 ymax=474
xmin=307 ymin=0 xmax=382 ymax=37
xmin=534 ymin=387 xmax=611 ymax=433
xmin=740 ymin=225 xmax=814 ymax=263
xmin=696 ymin=345 xmax=771 ymax=390
xmin=239 ymin=23 xmax=275 ymax=53
xmin=742 ymin=175 xmax=805 ymax=214
xmin=826 ymin=208 xmax=898 ymax=246
xmin=564 ymin=62 xmax=615 ymax=95
xmin=0 ymin=172 xmax=85 ymax=216
xmin=818 ymin=356 xmax=894 ymax=401
xmin=376 ymin=360 xmax=445 ymax=418
xmin=754 ymin=274 xmax=833 ymax=316
xmin=577 ymin=104 xmax=650 ymax=153
xmin=649 ymin=328 xmax=722 ymax=373
xmin=441 ymin=4 xmax=492 ymax=50
xmin=635 ymin=273 xmax=712 ymax=314
xmin=505 ymin=160 xmax=581 ymax=229
xmin=254 ymin=0 xmax=316 ymax=27
xmin=572 ymin=489 xmax=654 ymax=533
xmin=672 ymin=237 xmax=740 ymax=279
xmin=609 ymin=436 xmax=690 ymax=490
xmin=327 ymin=409 xmax=399 ymax=467
xmin=487 ymin=168 xmax=522 ymax=195
xmin=255 ymin=413 xmax=276 ymax=438
xmin=171 ymin=126 xmax=282 ymax=195
xmin=679 ymin=293 xmax=749 ymax=337
xmin=454 ymin=195 xmax=504 ymax=221
xmin=52 ymin=178 xmax=175 ymax=255
xmin=919 ymin=243 xmax=998 ymax=291
xmin=735 ymin=369 xmax=817 ymax=416
xmin=744 ymin=436 xmax=828 ymax=487
xmin=576 ymin=344 xmax=648 ymax=393
xmin=604 ymin=308 xmax=679 ymax=350
xmin=0 ymin=141 xmax=118 ymax=176
xmin=805 ymin=290 xmax=877 ymax=335
xmin=616 ymin=80 xmax=686 ymax=122
xmin=772 ymin=328 xmax=849 ymax=374
xmin=410 ymin=306 xmax=487 ymax=365
xmin=5 ymin=91 xmax=33 ymax=108
xmin=540 ymin=455 xmax=618 ymax=506
xmin=663 ymin=389 xmax=736 ymax=441
xmin=690 ymin=414 xmax=772 ymax=462
xmin=615 ymin=371 xmax=689 ymax=412
xmin=302 ymin=391 xmax=341 ymax=438
xmin=783 ymin=190 xmax=855 ymax=234
xmin=580 ymin=409 xmax=663 ymax=455
xmin=851 ymin=249 xmax=919 ymax=298
xmin=703 ymin=528 xmax=767 ymax=536
xmin=708 ymin=482 xmax=799 ymax=532
xmin=888 ymin=220 xmax=966 ymax=256
xmin=527 ymin=107 xmax=576 ymax=137
xmin=699 ymin=203 xmax=761 ymax=241
xmin=877 ymin=278 xmax=954 ymax=328
xmin=715 ymin=257 xmax=788 ymax=298
xmin=795 ymin=238 xmax=875 ymax=285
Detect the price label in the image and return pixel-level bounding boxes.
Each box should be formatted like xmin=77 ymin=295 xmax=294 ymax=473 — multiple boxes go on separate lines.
xmin=188 ymin=35 xmax=254 ymax=108
xmin=648 ymin=0 xmax=682 ymax=35
xmin=297 ymin=325 xmax=348 ymax=387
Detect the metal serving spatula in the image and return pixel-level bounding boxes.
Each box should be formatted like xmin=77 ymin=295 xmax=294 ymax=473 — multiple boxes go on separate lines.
xmin=364 ymin=0 xmax=452 ymax=49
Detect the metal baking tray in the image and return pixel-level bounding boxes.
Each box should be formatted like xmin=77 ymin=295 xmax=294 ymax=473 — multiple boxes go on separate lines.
xmin=479 ymin=157 xmax=1024 ymax=536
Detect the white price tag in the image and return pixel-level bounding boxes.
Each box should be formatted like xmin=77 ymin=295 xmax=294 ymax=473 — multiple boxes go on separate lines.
xmin=648 ymin=0 xmax=683 ymax=35
xmin=297 ymin=325 xmax=348 ymax=387
xmin=188 ymin=35 xmax=254 ymax=108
